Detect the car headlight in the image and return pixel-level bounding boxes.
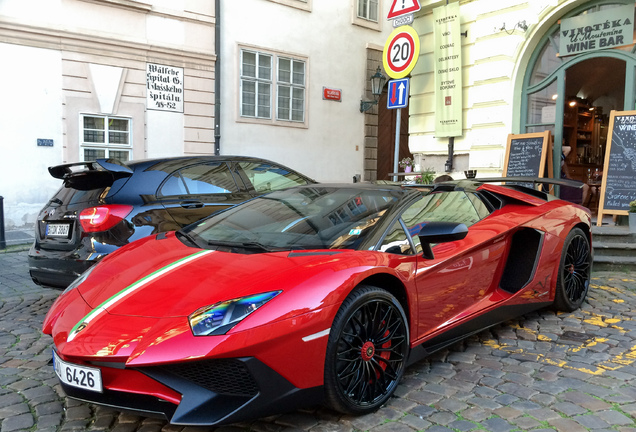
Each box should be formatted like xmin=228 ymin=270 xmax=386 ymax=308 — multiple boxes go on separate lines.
xmin=189 ymin=291 xmax=281 ymax=336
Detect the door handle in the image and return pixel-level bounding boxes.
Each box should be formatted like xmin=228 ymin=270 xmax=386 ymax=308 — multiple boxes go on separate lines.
xmin=180 ymin=201 xmax=204 ymax=209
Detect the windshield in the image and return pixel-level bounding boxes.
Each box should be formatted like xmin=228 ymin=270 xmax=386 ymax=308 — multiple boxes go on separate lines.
xmin=183 ymin=186 xmax=403 ymax=251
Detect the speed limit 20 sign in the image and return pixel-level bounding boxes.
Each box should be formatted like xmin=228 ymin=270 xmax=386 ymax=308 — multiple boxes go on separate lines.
xmin=382 ymin=26 xmax=420 ymax=79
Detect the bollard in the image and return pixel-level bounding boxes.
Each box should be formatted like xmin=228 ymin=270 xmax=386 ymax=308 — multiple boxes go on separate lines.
xmin=0 ymin=196 xmax=5 ymax=249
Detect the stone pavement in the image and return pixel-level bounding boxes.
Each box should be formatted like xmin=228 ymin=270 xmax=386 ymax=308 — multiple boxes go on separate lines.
xmin=2 ymin=249 xmax=636 ymax=432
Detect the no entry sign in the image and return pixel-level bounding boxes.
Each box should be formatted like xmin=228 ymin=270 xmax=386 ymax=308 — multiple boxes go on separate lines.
xmin=382 ymin=26 xmax=420 ymax=79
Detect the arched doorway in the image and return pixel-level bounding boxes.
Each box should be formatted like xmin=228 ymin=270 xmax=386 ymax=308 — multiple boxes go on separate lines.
xmin=377 ymin=85 xmax=411 ymax=180
xmin=521 ymin=0 xmax=636 ymax=187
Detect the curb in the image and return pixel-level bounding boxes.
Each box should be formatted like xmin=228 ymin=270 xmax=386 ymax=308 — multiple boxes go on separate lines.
xmin=0 ymin=244 xmax=31 ymax=254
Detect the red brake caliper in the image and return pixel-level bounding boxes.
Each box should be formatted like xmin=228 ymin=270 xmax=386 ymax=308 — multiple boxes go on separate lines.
xmin=360 ymin=327 xmax=391 ymax=380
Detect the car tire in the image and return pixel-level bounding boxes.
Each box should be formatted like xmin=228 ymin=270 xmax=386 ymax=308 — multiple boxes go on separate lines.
xmin=553 ymin=227 xmax=591 ymax=312
xmin=324 ymin=285 xmax=409 ymax=415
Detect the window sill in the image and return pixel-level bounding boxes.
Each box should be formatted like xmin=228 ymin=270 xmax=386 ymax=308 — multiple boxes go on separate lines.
xmin=237 ymin=116 xmax=308 ymax=129
xmin=352 ymin=16 xmax=382 ymax=32
xmin=266 ymin=0 xmax=312 ymax=12
xmin=78 ymin=0 xmax=152 ymax=12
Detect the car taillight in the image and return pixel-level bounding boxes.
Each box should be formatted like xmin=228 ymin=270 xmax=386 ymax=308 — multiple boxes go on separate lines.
xmin=79 ymin=205 xmax=133 ymax=232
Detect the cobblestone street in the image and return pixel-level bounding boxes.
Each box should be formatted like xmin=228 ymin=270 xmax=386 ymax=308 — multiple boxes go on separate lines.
xmin=2 ymin=248 xmax=636 ymax=432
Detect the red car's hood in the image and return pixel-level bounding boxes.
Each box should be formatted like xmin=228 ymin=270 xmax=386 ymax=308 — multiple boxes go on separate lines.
xmin=77 ymin=233 xmax=309 ymax=318
xmin=44 ymin=232 xmax=379 ymax=362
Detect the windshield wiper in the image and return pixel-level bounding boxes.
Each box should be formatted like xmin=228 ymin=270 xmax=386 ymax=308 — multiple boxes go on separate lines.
xmin=206 ymin=239 xmax=286 ymax=253
xmin=176 ymin=230 xmax=200 ymax=248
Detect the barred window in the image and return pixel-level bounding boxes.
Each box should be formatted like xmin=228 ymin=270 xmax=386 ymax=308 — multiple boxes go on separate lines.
xmin=357 ymin=0 xmax=379 ymax=22
xmin=81 ymin=115 xmax=131 ymax=162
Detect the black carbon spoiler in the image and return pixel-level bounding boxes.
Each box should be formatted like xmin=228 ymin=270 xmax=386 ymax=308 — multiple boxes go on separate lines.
xmin=49 ymin=159 xmax=133 ymax=180
xmin=48 ymin=159 xmax=133 ymax=191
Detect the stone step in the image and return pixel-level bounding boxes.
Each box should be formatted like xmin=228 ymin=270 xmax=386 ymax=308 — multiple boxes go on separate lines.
xmin=593 ymin=241 xmax=636 ymax=257
xmin=592 ymin=231 xmax=636 ymax=244
xmin=593 ymin=255 xmax=636 ymax=272
xmin=590 ymin=225 xmax=636 ymax=271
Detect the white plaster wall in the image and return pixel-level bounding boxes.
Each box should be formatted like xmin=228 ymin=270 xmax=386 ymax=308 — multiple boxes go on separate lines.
xmin=147 ymin=110 xmax=185 ymax=157
xmin=0 ymin=0 xmax=216 ymax=230
xmin=0 ymin=44 xmax=63 ymax=228
xmin=220 ymin=0 xmax=393 ymax=183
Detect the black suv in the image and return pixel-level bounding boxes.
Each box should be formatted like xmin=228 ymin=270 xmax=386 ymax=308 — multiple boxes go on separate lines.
xmin=28 ymin=156 xmax=315 ymax=288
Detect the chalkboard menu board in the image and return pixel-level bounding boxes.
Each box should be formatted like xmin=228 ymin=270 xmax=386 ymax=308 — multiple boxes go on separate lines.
xmin=597 ymin=110 xmax=636 ymax=224
xmin=503 ymin=131 xmax=551 ymax=187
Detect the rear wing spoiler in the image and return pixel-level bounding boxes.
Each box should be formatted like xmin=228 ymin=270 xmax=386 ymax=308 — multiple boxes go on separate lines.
xmin=471 ymin=177 xmax=584 ymax=188
xmin=49 ymin=159 xmax=133 ymax=191
xmin=403 ymin=177 xmax=584 ymax=203
xmin=49 ymin=159 xmax=133 ymax=180
xmin=403 ymin=177 xmax=584 ymax=189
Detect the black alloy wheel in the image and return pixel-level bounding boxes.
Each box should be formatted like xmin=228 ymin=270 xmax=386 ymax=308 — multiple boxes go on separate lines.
xmin=553 ymin=227 xmax=591 ymax=312
xmin=324 ymin=286 xmax=409 ymax=414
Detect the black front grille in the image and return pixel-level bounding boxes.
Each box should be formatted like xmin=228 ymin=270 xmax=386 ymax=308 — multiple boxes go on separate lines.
xmin=162 ymin=359 xmax=259 ymax=397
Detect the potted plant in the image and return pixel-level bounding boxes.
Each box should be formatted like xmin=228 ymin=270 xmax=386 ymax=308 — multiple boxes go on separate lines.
xmin=399 ymin=157 xmax=414 ymax=173
xmin=630 ymin=200 xmax=636 ymax=233
xmin=414 ymin=169 xmax=436 ymax=185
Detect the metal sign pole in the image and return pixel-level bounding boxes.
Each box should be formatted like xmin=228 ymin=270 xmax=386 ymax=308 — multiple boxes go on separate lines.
xmin=393 ymin=108 xmax=401 ymax=181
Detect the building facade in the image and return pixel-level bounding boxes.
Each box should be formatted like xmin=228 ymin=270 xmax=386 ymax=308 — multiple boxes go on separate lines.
xmin=409 ymin=0 xmax=636 ymax=187
xmin=0 ymin=0 xmax=397 ymax=231
xmin=217 ymin=0 xmax=395 ymax=184
xmin=0 ymin=0 xmax=216 ymax=230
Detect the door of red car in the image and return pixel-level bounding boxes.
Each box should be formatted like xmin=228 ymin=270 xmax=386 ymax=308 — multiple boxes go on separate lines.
xmin=157 ymin=162 xmax=253 ymax=228
xmin=401 ymin=191 xmax=509 ymax=343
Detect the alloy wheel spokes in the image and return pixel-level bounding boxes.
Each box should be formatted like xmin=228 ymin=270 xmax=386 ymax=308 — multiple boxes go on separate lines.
xmin=563 ymin=235 xmax=590 ymax=302
xmin=335 ymin=299 xmax=407 ymax=405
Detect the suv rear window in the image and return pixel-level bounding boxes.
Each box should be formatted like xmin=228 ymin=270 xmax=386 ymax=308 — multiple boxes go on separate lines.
xmin=51 ymin=186 xmax=106 ymax=206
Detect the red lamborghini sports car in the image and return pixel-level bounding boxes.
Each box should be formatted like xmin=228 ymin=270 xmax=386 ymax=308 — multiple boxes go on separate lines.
xmin=43 ymin=179 xmax=592 ymax=425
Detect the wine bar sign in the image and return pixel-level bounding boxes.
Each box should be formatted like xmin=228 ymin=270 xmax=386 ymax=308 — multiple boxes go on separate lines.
xmin=146 ymin=63 xmax=184 ymax=113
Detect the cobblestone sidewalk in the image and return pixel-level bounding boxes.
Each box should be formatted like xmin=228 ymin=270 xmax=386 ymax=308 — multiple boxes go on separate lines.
xmin=2 ymin=250 xmax=636 ymax=432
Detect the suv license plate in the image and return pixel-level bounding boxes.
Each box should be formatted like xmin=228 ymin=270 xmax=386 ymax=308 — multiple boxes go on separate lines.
xmin=46 ymin=223 xmax=70 ymax=237
xmin=53 ymin=351 xmax=103 ymax=392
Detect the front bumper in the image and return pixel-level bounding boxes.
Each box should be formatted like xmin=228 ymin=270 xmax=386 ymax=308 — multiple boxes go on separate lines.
xmin=58 ymin=356 xmax=323 ymax=425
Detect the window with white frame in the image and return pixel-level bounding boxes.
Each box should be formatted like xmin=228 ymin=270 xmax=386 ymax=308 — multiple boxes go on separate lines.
xmin=240 ymin=48 xmax=306 ymax=124
xmin=357 ymin=0 xmax=378 ymax=22
xmin=277 ymin=57 xmax=305 ymax=122
xmin=81 ymin=115 xmax=131 ymax=162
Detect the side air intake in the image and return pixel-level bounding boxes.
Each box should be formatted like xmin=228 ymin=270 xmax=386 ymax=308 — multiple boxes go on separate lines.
xmin=499 ymin=228 xmax=543 ymax=293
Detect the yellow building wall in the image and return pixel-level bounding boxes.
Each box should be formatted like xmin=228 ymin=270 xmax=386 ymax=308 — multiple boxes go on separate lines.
xmin=409 ymin=0 xmax=579 ymax=177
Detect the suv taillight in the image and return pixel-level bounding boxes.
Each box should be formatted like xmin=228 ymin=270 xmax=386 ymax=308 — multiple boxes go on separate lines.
xmin=79 ymin=205 xmax=133 ymax=233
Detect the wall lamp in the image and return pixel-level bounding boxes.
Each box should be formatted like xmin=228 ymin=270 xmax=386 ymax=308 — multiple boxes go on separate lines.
xmin=360 ymin=66 xmax=387 ymax=112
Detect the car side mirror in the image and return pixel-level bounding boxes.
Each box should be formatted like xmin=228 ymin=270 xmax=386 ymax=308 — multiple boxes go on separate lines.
xmin=417 ymin=221 xmax=468 ymax=260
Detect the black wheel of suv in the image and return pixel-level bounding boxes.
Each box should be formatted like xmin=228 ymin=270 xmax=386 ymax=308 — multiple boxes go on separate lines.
xmin=324 ymin=285 xmax=409 ymax=414
xmin=553 ymin=227 xmax=591 ymax=312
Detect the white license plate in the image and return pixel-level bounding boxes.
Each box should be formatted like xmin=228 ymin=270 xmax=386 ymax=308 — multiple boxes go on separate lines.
xmin=53 ymin=351 xmax=103 ymax=392
xmin=47 ymin=223 xmax=70 ymax=237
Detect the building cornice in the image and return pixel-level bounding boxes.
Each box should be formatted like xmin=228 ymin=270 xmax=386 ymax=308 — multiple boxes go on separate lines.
xmin=77 ymin=0 xmax=215 ymax=25
xmin=0 ymin=19 xmax=216 ymax=67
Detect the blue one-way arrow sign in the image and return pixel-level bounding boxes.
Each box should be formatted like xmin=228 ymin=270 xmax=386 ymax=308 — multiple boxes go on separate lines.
xmin=387 ymin=78 xmax=409 ymax=109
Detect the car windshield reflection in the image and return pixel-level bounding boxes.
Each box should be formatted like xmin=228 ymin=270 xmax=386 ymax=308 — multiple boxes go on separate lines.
xmin=183 ymin=186 xmax=403 ymax=251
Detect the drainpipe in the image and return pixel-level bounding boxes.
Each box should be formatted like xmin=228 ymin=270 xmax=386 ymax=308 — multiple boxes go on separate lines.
xmin=0 ymin=196 xmax=5 ymax=250
xmin=214 ymin=0 xmax=221 ymax=155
